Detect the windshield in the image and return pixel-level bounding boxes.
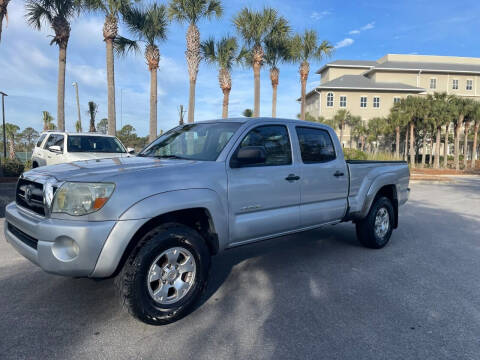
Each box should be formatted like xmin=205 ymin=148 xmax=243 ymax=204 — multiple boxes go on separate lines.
xmin=139 ymin=122 xmax=241 ymax=161
xmin=67 ymin=135 xmax=126 ymax=153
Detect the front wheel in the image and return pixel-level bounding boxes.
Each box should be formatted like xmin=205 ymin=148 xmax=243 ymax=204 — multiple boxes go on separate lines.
xmin=116 ymin=223 xmax=211 ymax=325
xmin=356 ymin=196 xmax=394 ymax=249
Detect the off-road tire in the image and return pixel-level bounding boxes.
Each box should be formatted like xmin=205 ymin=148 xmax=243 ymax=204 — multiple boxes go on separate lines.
xmin=356 ymin=196 xmax=394 ymax=249
xmin=115 ymin=222 xmax=211 ymax=325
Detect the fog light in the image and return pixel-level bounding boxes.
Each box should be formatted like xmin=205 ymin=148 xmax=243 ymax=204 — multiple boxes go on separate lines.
xmin=52 ymin=237 xmax=79 ymax=262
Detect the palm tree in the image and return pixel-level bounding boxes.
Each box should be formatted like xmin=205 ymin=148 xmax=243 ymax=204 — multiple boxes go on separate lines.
xmin=26 ymin=0 xmax=81 ymax=131
xmin=87 ymin=101 xmax=98 ymax=132
xmin=201 ymin=36 xmax=241 ymax=118
xmin=366 ymin=117 xmax=386 ymax=153
xmin=42 ymin=111 xmax=56 ymax=130
xmin=427 ymin=93 xmax=449 ymax=168
xmin=263 ymin=18 xmax=290 ymax=118
xmin=470 ymin=103 xmax=480 ymax=168
xmin=4 ymin=123 xmax=19 ymax=159
xmin=84 ymin=0 xmax=133 ymax=136
xmin=233 ymin=7 xmax=281 ymax=117
xmin=449 ymin=96 xmax=474 ymax=170
xmin=389 ymin=103 xmax=409 ymax=158
xmin=332 ymin=109 xmax=352 ymax=146
xmin=346 ymin=115 xmax=361 ymax=148
xmin=97 ymin=118 xmax=108 ymax=134
xmin=351 ymin=120 xmax=367 ymax=151
xmin=120 ymin=3 xmax=168 ymax=142
xmin=0 ymin=0 xmax=10 ymax=42
xmin=169 ymin=0 xmax=223 ymax=124
xmin=289 ymin=30 xmax=333 ymax=121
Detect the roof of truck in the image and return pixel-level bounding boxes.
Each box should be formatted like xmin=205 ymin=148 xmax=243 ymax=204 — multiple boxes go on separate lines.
xmin=40 ymin=131 xmax=116 ymax=137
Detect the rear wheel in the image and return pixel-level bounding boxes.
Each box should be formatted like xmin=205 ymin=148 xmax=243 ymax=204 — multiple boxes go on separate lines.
xmin=356 ymin=196 xmax=394 ymax=249
xmin=116 ymin=223 xmax=211 ymax=325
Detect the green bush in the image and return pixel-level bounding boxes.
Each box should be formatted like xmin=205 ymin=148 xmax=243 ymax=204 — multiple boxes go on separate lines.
xmin=343 ymin=148 xmax=368 ymax=160
xmin=2 ymin=158 xmax=25 ymax=177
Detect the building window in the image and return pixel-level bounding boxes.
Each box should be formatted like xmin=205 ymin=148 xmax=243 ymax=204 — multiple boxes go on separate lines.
xmin=339 ymin=96 xmax=347 ymax=107
xmin=326 ymin=92 xmax=334 ymax=107
xmin=393 ymin=97 xmax=401 ymax=104
xmin=360 ymin=96 xmax=367 ymax=108
xmin=452 ymin=79 xmax=459 ymax=90
xmin=373 ymin=97 xmax=380 ymax=108
xmin=466 ymin=79 xmax=473 ymax=91
xmin=430 ymin=78 xmax=437 ymax=89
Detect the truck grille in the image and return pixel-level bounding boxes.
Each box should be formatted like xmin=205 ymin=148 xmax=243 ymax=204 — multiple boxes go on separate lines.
xmin=7 ymin=222 xmax=38 ymax=250
xmin=16 ymin=178 xmax=45 ymax=216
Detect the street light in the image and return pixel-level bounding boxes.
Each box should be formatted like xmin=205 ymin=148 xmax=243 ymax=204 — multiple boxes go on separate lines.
xmin=72 ymin=82 xmax=81 ymax=132
xmin=0 ymin=91 xmax=7 ymax=159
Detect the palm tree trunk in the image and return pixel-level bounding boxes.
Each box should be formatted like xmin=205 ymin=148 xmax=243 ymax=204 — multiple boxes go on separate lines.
xmin=8 ymin=138 xmax=15 ymax=159
xmin=57 ymin=44 xmax=67 ymax=131
xmin=429 ymin=136 xmax=434 ymax=166
xmin=339 ymin=121 xmax=345 ymax=145
xmin=253 ymin=63 xmax=261 ymax=117
xmin=463 ymin=121 xmax=470 ymax=168
xmin=420 ymin=137 xmax=427 ymax=168
xmin=409 ymin=122 xmax=415 ymax=167
xmin=403 ymin=126 xmax=408 ymax=161
xmin=454 ymin=116 xmax=463 ymax=171
xmin=395 ymin=126 xmax=400 ymax=158
xmin=361 ymin=136 xmax=365 ymax=151
xmin=188 ymin=79 xmax=196 ymax=123
xmin=149 ymin=68 xmax=157 ymax=142
xmin=222 ymin=88 xmax=230 ymax=119
xmin=434 ymin=127 xmax=441 ymax=168
xmin=106 ymin=38 xmax=116 ymax=135
xmin=471 ymin=123 xmax=479 ymax=168
xmin=300 ymin=78 xmax=307 ymax=121
xmin=443 ymin=123 xmax=449 ymax=168
xmin=272 ymin=84 xmax=277 ymax=118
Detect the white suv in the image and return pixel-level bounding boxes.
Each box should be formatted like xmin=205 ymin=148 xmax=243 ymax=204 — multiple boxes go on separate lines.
xmin=32 ymin=132 xmax=135 ymax=168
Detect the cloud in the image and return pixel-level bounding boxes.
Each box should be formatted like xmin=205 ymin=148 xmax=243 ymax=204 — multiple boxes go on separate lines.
xmin=361 ymin=22 xmax=375 ymax=31
xmin=311 ymin=11 xmax=331 ymax=20
xmin=335 ymin=38 xmax=354 ymax=49
xmin=348 ymin=21 xmax=375 ymax=35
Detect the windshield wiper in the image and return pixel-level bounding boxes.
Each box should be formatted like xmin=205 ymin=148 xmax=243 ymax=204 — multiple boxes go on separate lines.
xmin=153 ymin=155 xmax=189 ymax=160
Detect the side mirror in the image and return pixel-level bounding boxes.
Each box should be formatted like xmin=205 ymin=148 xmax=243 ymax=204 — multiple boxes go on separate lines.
xmin=127 ymin=147 xmax=135 ymax=154
xmin=231 ymin=146 xmax=266 ymax=168
xmin=48 ymin=145 xmax=62 ymax=153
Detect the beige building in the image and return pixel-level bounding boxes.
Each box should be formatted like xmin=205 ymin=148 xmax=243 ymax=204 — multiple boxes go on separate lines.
xmin=304 ymin=54 xmax=480 ymax=147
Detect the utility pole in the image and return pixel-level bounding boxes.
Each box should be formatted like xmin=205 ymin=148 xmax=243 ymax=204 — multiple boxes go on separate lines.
xmin=72 ymin=82 xmax=81 ymax=132
xmin=0 ymin=91 xmax=7 ymax=176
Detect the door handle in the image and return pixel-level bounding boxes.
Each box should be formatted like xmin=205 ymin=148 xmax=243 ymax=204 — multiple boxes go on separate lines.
xmin=333 ymin=171 xmax=345 ymax=177
xmin=285 ymin=174 xmax=300 ymax=181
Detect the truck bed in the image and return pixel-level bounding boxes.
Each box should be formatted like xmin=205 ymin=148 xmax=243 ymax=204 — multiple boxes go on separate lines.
xmin=346 ymin=160 xmax=410 ymax=219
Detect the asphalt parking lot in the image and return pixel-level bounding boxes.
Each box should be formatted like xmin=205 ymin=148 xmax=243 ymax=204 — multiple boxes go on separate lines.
xmin=1 ymin=177 xmax=480 ymax=360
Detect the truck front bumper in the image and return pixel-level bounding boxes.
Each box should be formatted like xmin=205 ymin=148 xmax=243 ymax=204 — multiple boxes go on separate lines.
xmin=5 ymin=202 xmax=116 ymax=277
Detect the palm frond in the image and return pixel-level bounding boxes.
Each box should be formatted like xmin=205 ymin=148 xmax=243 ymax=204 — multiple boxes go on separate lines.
xmin=113 ymin=35 xmax=139 ymax=56
xmin=168 ymin=0 xmax=222 ymax=24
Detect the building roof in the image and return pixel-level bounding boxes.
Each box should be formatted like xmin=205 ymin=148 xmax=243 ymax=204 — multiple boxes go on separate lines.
xmin=304 ymin=75 xmax=425 ymax=99
xmin=316 ymin=60 xmax=377 ymax=74
xmin=364 ymin=61 xmax=480 ymax=75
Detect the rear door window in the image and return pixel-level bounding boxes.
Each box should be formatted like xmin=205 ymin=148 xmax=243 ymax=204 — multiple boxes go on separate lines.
xmin=296 ymin=127 xmax=336 ymax=163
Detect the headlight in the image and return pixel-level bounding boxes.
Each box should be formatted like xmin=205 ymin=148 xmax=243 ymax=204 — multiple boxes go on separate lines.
xmin=52 ymin=182 xmax=115 ymax=216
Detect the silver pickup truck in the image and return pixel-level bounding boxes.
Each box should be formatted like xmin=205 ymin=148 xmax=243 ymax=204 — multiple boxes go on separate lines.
xmin=4 ymin=118 xmax=409 ymax=325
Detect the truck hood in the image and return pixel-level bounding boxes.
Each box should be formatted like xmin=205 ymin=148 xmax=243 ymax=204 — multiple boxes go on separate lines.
xmin=26 ymin=156 xmax=198 ymax=182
